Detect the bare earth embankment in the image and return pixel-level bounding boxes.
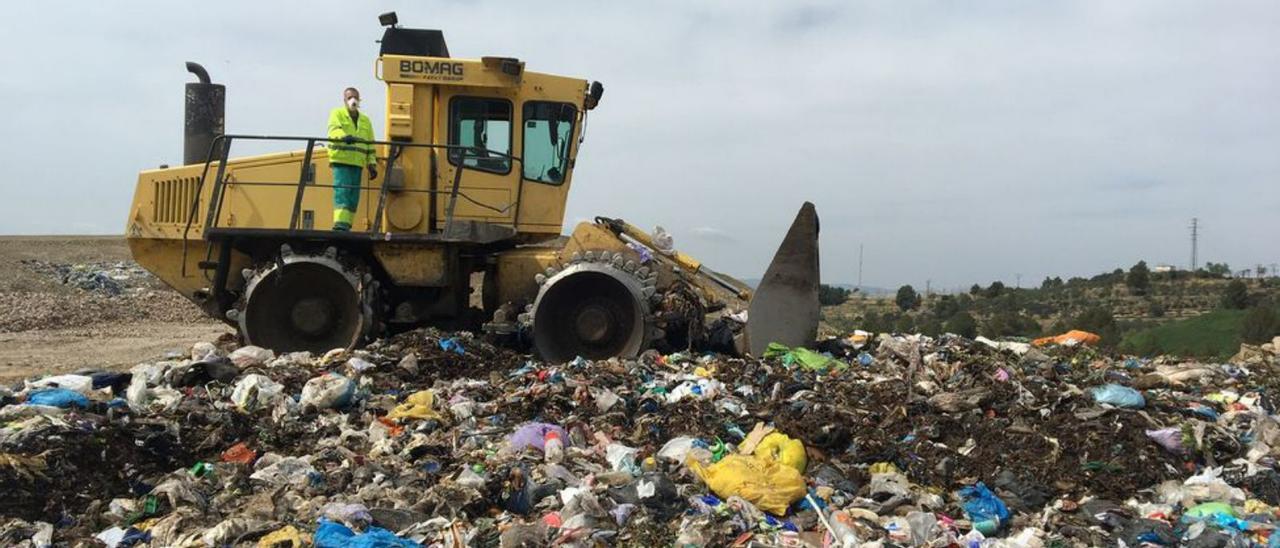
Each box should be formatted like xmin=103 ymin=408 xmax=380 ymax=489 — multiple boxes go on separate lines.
xmin=0 ymin=236 xmax=229 ymax=379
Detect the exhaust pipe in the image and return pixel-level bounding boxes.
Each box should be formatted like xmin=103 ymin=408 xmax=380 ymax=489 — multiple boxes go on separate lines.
xmin=184 ymin=62 xmax=225 ymax=165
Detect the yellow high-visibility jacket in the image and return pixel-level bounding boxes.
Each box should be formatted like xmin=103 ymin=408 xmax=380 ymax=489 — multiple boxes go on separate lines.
xmin=326 ymin=107 xmax=376 ymax=167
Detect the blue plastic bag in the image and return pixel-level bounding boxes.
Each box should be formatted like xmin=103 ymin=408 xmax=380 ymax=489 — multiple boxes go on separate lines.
xmin=959 ymin=482 xmax=1011 ymax=535
xmin=314 ymin=519 xmax=419 ymax=548
xmin=1092 ymin=384 xmax=1145 ymax=408
xmin=26 ymin=388 xmax=90 ymax=408
xmin=1189 ymin=405 xmax=1220 ymax=421
xmin=439 ymin=338 xmax=465 ymax=355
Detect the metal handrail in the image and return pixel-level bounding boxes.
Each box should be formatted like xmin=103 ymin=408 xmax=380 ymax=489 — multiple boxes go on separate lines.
xmin=179 ymin=133 xmax=521 ymax=277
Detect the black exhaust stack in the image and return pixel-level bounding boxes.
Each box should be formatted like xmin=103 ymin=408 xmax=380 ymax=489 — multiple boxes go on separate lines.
xmin=184 ymin=62 xmax=225 ymax=166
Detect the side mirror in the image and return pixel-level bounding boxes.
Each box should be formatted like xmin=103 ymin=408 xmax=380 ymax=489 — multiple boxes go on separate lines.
xmin=585 ymin=81 xmax=604 ymax=110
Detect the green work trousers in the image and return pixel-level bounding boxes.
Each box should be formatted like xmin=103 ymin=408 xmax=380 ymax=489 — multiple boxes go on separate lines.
xmin=332 ymin=164 xmax=362 ymax=231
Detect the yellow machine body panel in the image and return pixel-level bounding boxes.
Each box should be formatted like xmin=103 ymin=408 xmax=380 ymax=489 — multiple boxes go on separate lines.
xmin=372 ymin=244 xmax=450 ymax=287
xmin=129 ymin=151 xmax=369 ymax=233
xmin=492 ymin=247 xmax=562 ymax=306
xmin=126 ymin=237 xmax=245 ymax=305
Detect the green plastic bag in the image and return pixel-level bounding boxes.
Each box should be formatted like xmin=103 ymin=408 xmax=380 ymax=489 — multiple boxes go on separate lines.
xmin=763 ymin=343 xmax=844 ymax=371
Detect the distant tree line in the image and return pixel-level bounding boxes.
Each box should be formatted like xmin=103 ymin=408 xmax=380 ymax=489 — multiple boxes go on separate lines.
xmin=818 ymin=284 xmax=853 ymax=306
xmin=825 ymin=259 xmax=1280 ymax=350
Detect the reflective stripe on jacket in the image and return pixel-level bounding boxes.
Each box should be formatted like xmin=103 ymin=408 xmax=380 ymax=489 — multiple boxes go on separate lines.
xmin=326 ymin=107 xmax=376 ymax=167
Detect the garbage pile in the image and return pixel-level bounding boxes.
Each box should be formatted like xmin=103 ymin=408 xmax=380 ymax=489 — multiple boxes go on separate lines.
xmin=3 ymin=259 xmax=207 ymax=332
xmin=20 ymin=260 xmax=152 ymax=297
xmin=3 ymin=329 xmax=1280 ymax=546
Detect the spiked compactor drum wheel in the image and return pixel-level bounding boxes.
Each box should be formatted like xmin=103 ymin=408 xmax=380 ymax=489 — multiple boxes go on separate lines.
xmin=235 ymin=249 xmax=376 ymax=354
xmin=531 ymin=261 xmax=654 ymax=362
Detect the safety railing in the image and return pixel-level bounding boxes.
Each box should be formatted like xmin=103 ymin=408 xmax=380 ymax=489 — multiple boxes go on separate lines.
xmin=178 ymin=134 xmax=520 ymax=278
xmin=180 ymin=134 xmax=519 ymax=243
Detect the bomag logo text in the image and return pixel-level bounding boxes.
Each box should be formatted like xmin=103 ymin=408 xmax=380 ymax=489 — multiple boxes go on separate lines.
xmin=400 ymin=60 xmax=464 ymax=80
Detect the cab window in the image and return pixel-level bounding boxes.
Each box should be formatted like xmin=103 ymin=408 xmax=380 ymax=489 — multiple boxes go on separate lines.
xmin=522 ymin=101 xmax=576 ymax=185
xmin=448 ymin=97 xmax=512 ymax=174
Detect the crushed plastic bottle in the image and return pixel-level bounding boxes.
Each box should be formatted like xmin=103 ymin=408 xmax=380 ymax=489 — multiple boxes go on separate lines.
xmin=544 ymin=429 xmax=565 ymax=463
xmin=829 ymin=510 xmax=862 ymax=547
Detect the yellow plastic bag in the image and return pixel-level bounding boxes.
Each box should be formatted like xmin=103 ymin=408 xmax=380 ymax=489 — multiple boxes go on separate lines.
xmin=387 ymin=390 xmax=442 ymax=421
xmin=1244 ymin=499 xmax=1273 ymax=515
xmin=132 ymin=517 xmax=160 ymax=532
xmin=689 ymin=454 xmax=806 ymax=515
xmin=257 ymin=525 xmax=303 ymax=547
xmin=869 ymin=462 xmax=901 ymax=475
xmin=753 ymin=432 xmax=807 ymax=474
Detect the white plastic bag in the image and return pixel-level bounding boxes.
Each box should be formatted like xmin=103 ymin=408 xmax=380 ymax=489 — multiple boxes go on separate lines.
xmin=606 ymin=443 xmax=639 ymax=473
xmin=130 ymin=362 xmax=170 ymax=386
xmin=149 ymin=387 xmax=184 ymax=413
xmin=456 ymin=468 xmax=486 ymax=489
xmin=346 ymin=357 xmax=377 ymax=374
xmin=250 ymin=456 xmax=317 ymax=487
xmin=299 ymin=373 xmax=355 ymax=410
xmin=651 ymin=226 xmax=674 ymax=253
xmin=125 ymin=375 xmax=150 ymax=412
xmin=228 ymin=346 xmax=274 ymax=368
xmin=190 ymin=342 xmax=219 ymax=361
xmin=592 ymin=387 xmax=621 ymax=412
xmin=320 ymin=502 xmax=373 ymax=528
xmin=96 ymin=526 xmax=127 ymax=548
xmin=1157 ymin=467 xmax=1245 ymax=506
xmin=25 ymin=374 xmax=95 ymax=396
xmin=657 ymin=436 xmax=698 ymax=463
xmin=231 ymin=374 xmax=286 ymax=412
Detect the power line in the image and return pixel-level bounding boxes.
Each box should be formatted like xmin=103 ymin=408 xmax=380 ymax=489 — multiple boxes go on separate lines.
xmin=857 ymin=244 xmax=863 ymax=289
xmin=1189 ymin=218 xmax=1199 ymax=271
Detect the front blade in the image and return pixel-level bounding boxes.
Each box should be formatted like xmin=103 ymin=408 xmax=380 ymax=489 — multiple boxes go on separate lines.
xmin=745 ymin=202 xmax=820 ymax=356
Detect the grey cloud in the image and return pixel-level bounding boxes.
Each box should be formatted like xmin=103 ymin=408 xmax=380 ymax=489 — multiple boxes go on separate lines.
xmin=1094 ymin=179 xmax=1169 ymax=193
xmin=689 ymin=226 xmax=739 ymax=243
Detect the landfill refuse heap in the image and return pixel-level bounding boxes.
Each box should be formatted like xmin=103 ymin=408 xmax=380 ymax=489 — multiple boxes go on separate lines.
xmin=3 ymin=258 xmax=209 ymax=333
xmin=19 ymin=259 xmax=153 ymax=297
xmin=2 ymin=330 xmax=1280 ymax=546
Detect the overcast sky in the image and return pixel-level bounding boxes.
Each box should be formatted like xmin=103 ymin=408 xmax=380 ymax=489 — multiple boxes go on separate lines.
xmin=1 ymin=1 xmax=1276 ymax=289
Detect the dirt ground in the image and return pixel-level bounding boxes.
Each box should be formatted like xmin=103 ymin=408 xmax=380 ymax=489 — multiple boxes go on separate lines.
xmin=0 ymin=236 xmax=229 ymax=380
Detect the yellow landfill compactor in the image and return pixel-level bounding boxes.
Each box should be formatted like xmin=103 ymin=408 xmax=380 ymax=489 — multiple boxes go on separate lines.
xmin=125 ymin=16 xmax=820 ymax=362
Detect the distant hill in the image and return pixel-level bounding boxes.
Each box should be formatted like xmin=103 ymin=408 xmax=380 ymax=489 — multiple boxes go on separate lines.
xmin=817 ymin=267 xmax=1280 ymax=358
xmin=834 ymin=284 xmax=893 ymax=296
xmin=741 ymin=278 xmax=891 ymax=296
